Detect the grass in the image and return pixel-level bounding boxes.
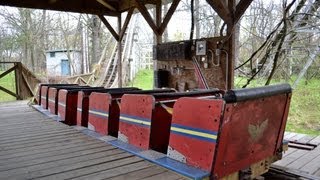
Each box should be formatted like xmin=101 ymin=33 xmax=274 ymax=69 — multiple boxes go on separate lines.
xmin=128 ymin=69 xmax=154 ymax=90
xmin=0 ymin=70 xmax=16 ymax=102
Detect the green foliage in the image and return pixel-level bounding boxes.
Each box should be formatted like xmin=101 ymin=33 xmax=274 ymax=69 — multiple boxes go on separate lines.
xmin=0 ymin=70 xmax=16 ymax=102
xmin=129 ymin=69 xmax=154 ymax=90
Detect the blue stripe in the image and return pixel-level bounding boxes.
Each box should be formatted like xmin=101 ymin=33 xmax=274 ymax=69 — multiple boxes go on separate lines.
xmin=120 ymin=114 xmax=151 ymax=123
xmin=171 ymin=130 xmax=216 ymax=143
xmin=119 ymin=119 xmax=150 ymax=128
xmin=171 ymin=123 xmax=218 ymax=135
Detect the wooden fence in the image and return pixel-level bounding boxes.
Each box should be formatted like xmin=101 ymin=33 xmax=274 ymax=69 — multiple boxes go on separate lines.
xmin=0 ymin=62 xmax=41 ymax=100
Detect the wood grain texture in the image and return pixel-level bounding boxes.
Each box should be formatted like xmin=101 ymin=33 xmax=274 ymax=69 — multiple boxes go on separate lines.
xmin=0 ymin=101 xmax=185 ymax=179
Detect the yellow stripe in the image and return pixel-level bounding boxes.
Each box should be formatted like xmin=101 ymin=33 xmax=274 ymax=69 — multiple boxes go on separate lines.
xmin=48 ymin=99 xmax=55 ymax=103
xmin=170 ymin=127 xmax=217 ymax=140
xmin=41 ymin=96 xmax=46 ymax=99
xmin=58 ymin=102 xmax=66 ymax=107
xmin=89 ymin=110 xmax=109 ymax=117
xmin=120 ymin=116 xmax=151 ymax=126
xmin=77 ymin=108 xmax=82 ymax=112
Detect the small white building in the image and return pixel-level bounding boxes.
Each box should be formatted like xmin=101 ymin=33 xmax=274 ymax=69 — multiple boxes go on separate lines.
xmin=46 ymin=49 xmax=82 ymax=76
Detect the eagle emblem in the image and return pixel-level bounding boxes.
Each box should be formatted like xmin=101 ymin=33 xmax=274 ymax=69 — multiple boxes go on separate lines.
xmin=248 ymin=119 xmax=269 ymax=142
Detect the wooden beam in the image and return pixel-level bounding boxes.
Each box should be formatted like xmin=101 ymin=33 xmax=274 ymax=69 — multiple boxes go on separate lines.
xmin=0 ymin=65 xmax=17 ymax=80
xmin=21 ymin=71 xmax=34 ymax=96
xmin=158 ymin=0 xmax=180 ymax=35
xmin=134 ymin=0 xmax=160 ymax=36
xmin=119 ymin=8 xmax=134 ymax=41
xmin=117 ymin=14 xmax=122 ymax=88
xmin=155 ymin=1 xmax=162 ymax=43
xmin=0 ymin=86 xmax=18 ymax=98
xmin=98 ymin=15 xmax=120 ymax=41
xmin=96 ymin=0 xmax=117 ymax=11
xmin=206 ymin=0 xmax=232 ymax=24
xmin=226 ymin=0 xmax=236 ymax=89
xmin=235 ymin=0 xmax=253 ymax=23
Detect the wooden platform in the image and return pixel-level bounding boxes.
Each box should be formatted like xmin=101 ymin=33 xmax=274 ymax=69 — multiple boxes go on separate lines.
xmin=0 ymin=101 xmax=185 ymax=180
xmin=273 ymin=132 xmax=320 ymax=177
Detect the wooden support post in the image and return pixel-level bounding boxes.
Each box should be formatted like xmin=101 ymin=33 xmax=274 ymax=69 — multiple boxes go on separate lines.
xmin=156 ymin=2 xmax=162 ymax=43
xmin=117 ymin=14 xmax=122 ymax=88
xmin=226 ymin=0 xmax=236 ymax=89
xmin=14 ymin=63 xmax=22 ymax=100
xmin=99 ymin=15 xmax=120 ymax=41
xmin=119 ymin=8 xmax=134 ymax=41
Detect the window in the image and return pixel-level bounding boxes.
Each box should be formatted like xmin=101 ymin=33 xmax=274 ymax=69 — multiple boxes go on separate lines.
xmin=50 ymin=52 xmax=55 ymax=58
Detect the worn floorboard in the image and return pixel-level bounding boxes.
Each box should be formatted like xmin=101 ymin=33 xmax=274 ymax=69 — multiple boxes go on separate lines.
xmin=277 ymin=132 xmax=320 ymax=176
xmin=0 ymin=101 xmax=185 ymax=180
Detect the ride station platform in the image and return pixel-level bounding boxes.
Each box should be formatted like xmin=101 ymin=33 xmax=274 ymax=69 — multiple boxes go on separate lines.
xmin=1 ymin=100 xmax=319 ymax=179
xmin=0 ymin=101 xmax=185 ymax=180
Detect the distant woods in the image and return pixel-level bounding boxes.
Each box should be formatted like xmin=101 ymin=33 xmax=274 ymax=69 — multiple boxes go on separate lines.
xmin=0 ymin=0 xmax=319 ymax=86
xmin=0 ymin=9 xmax=111 ymax=75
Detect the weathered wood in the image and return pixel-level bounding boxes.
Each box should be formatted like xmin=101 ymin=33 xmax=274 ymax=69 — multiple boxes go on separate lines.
xmin=134 ymin=0 xmax=160 ymax=36
xmin=286 ymin=146 xmax=320 ymax=170
xmin=119 ymin=7 xmax=134 ymax=41
xmin=117 ymin=14 xmax=123 ymax=87
xmin=0 ymin=64 xmax=17 ymax=79
xmin=289 ymin=133 xmax=306 ymax=142
xmin=284 ymin=132 xmax=299 ymax=140
xmin=29 ymin=155 xmax=139 ymax=180
xmin=109 ymin=165 xmax=167 ymax=180
xmin=99 ymin=15 xmax=120 ymax=41
xmin=21 ymin=71 xmax=35 ymax=96
xmin=142 ymin=170 xmax=182 ymax=180
xmin=96 ymin=0 xmax=117 ymax=11
xmin=0 ymin=101 xmax=184 ymax=179
xmin=158 ymin=0 xmax=180 ymax=35
xmin=273 ymin=149 xmax=309 ymax=167
xmin=0 ymin=86 xmax=18 ymax=98
xmin=206 ymin=0 xmax=232 ymax=23
xmin=234 ymin=0 xmax=253 ymax=23
xmin=309 ymin=136 xmax=320 ymax=146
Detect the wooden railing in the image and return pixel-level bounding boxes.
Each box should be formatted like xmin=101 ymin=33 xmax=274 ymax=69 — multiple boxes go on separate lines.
xmin=0 ymin=62 xmax=41 ymax=100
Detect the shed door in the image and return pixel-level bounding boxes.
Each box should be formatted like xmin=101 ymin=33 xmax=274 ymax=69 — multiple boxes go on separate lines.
xmin=61 ymin=59 xmax=70 ymax=76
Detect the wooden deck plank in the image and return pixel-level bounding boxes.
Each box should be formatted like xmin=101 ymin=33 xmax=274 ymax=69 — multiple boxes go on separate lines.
xmin=314 ymin=168 xmax=320 ymax=176
xmin=0 ymin=148 xmax=124 ymax=174
xmin=297 ymin=135 xmax=317 ymax=144
xmin=0 ymin=101 xmax=185 ymax=180
xmin=289 ymin=133 xmax=307 ymax=142
xmin=0 ymin=137 xmax=97 ymax=157
xmin=273 ymin=149 xmax=308 ymax=167
xmin=0 ymin=132 xmax=85 ymax=150
xmin=141 ymin=170 xmax=182 ymax=180
xmin=23 ymin=155 xmax=139 ymax=180
xmin=0 ymin=130 xmax=81 ymax=145
xmin=309 ymin=136 xmax=320 ymax=146
xmin=284 ymin=132 xmax=298 ymax=140
xmin=283 ymin=147 xmax=297 ymax=157
xmin=73 ymin=161 xmax=155 ymax=180
xmin=107 ymin=165 xmax=168 ymax=180
xmin=299 ymin=153 xmax=320 ymax=175
xmin=0 ymin=142 xmax=113 ymax=163
xmin=0 ymin=128 xmax=77 ymax=141
xmin=286 ymin=146 xmax=320 ymax=170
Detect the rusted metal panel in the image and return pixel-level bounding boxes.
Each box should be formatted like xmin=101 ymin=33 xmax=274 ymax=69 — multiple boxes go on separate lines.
xmin=88 ymin=92 xmax=112 ymax=136
xmin=213 ymin=94 xmax=289 ymax=178
xmin=119 ymin=94 xmax=154 ymax=150
xmin=168 ymin=98 xmax=224 ymax=172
